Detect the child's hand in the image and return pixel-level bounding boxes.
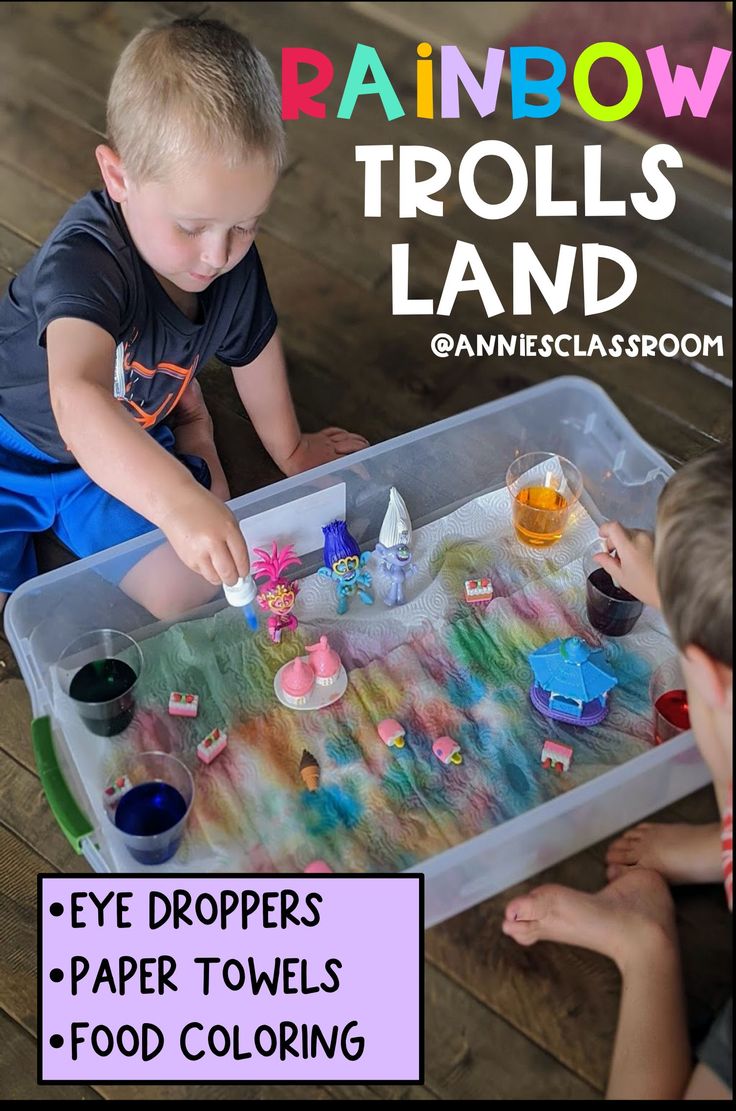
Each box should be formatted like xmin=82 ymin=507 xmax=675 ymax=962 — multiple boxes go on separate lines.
xmin=158 ymin=486 xmax=250 ymax=588
xmin=596 ymin=522 xmax=660 ymax=609
xmin=281 ymin=428 xmax=370 ymax=476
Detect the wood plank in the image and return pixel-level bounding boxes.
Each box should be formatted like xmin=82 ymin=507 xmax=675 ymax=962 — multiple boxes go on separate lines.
xmin=433 ymin=348 xmax=725 ymax=466
xmin=268 ymin=159 xmax=732 ymax=427
xmin=427 ymin=850 xmax=621 ymax=1091
xmin=0 ymin=6 xmax=728 ymax=431
xmin=0 ymin=162 xmax=71 ymax=247
xmin=0 ymin=34 xmax=107 ymax=136
xmin=422 ymin=963 xmax=599 ymax=1099
xmin=0 ymin=821 xmax=49 ymax=1033
xmin=0 ymin=1009 xmax=101 ymax=1101
xmin=0 ymin=679 xmax=35 ymax=769
xmin=0 ymin=224 xmax=36 ymax=279
xmin=96 ymin=1082 xmax=335 ymax=1100
xmin=0 ymin=735 xmax=84 ymax=874
xmin=0 ymin=0 xmax=159 ymax=100
xmin=349 ymin=1 xmax=732 ymax=258
xmin=426 ymin=837 xmax=732 ymax=1092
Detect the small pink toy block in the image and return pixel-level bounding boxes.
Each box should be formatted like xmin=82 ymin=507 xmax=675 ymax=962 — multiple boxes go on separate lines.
xmin=169 ymin=691 xmax=199 ymax=718
xmin=433 ymin=736 xmax=463 ymax=765
xmin=464 ymin=577 xmax=494 ymax=604
xmin=197 ymin=727 xmax=228 ymax=764
xmin=304 ymin=860 xmax=333 ymax=874
xmin=103 ymin=775 xmax=132 ymax=810
xmin=541 ymin=739 xmax=573 ymax=773
xmin=377 ymin=719 xmax=406 ymax=748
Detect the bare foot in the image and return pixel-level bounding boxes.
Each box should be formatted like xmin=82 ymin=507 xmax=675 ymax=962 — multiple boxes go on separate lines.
xmin=502 ymin=869 xmax=676 ymax=971
xmin=605 ymin=822 xmax=722 ymax=886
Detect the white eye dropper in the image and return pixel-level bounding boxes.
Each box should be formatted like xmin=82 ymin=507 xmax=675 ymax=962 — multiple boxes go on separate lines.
xmin=223 ymin=575 xmax=259 ymax=631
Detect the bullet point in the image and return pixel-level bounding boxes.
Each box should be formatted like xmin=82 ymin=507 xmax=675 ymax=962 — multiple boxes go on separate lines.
xmin=49 ymin=1034 xmax=64 ymax=1049
xmin=50 ymin=903 xmax=64 ymax=917
xmin=50 ymin=968 xmax=64 ymax=983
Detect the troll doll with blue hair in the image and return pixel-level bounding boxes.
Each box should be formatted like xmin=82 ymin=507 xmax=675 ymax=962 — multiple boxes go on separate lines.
xmin=319 ymin=520 xmax=373 ymax=614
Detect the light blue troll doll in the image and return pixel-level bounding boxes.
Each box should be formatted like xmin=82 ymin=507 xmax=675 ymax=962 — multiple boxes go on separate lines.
xmin=319 ymin=520 xmax=373 ymax=615
xmin=373 ymin=487 xmax=417 ymax=607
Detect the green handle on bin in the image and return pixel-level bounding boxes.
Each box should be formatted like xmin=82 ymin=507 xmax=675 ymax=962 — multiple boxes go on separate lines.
xmin=31 ymin=716 xmax=94 ymax=853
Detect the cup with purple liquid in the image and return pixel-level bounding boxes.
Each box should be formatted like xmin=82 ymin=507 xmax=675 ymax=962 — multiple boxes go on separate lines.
xmin=584 ymin=540 xmax=644 ymax=637
xmin=107 ymin=751 xmax=194 ymax=865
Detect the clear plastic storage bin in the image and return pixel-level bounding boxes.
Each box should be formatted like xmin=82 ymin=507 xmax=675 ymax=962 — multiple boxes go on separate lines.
xmin=5 ymin=377 xmax=709 ymax=926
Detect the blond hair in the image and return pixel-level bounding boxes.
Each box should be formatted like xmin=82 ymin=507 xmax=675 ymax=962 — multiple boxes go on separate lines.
xmin=107 ymin=16 xmax=285 ymax=183
xmin=655 ymin=443 xmax=732 ymax=668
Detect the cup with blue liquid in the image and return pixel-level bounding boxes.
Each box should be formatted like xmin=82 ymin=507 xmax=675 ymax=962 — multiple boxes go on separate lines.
xmin=108 ymin=751 xmax=195 ymax=866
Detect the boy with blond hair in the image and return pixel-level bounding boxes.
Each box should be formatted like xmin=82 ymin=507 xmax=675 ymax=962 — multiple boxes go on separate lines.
xmin=0 ymin=16 xmax=367 ymax=617
xmin=504 ymin=444 xmax=732 ymax=1099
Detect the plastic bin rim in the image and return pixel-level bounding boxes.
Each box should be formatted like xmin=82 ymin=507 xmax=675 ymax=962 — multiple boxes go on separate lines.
xmin=3 ymin=375 xmax=667 ymax=623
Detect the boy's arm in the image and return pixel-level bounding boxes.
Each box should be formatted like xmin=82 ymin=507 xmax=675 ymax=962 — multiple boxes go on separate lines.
xmin=47 ymin=317 xmax=249 ymax=585
xmin=231 ymin=331 xmax=369 ymax=476
xmin=596 ymin=521 xmax=661 ymax=609
xmin=170 ymin=379 xmax=230 ymax=502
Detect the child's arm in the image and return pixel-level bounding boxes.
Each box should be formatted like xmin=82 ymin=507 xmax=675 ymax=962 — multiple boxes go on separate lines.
xmin=596 ymin=521 xmax=661 ymax=609
xmin=47 ymin=317 xmax=249 ymax=586
xmin=169 ymin=379 xmax=230 ymax=502
xmin=231 ymin=331 xmax=369 ymax=476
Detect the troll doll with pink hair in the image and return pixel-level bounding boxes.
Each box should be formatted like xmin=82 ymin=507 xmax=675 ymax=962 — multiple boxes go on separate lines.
xmin=252 ymin=542 xmax=302 ymax=644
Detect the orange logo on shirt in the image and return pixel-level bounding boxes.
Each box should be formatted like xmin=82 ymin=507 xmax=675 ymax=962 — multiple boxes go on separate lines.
xmin=117 ymin=337 xmax=200 ymax=429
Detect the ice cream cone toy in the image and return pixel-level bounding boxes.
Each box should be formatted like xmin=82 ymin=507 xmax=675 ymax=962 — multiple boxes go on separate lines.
xmin=305 ymin=635 xmax=342 ymax=686
xmin=299 ymin=749 xmax=321 ymax=791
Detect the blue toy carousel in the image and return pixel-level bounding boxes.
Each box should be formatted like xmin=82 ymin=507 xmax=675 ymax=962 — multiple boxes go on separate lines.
xmin=529 ymin=636 xmax=617 ymax=726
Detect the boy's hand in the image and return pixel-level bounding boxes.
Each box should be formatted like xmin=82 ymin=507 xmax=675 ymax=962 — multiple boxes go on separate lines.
xmin=281 ymin=428 xmax=370 ymax=477
xmin=158 ymin=486 xmax=249 ymax=588
xmin=596 ymin=522 xmax=660 ymax=609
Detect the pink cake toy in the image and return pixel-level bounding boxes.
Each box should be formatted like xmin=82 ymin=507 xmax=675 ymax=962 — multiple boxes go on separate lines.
xmin=377 ymin=719 xmax=406 ymax=748
xmin=432 ymin=736 xmax=463 ymax=765
xmin=197 ymin=727 xmax=228 ymax=764
xmin=540 ymin=739 xmax=573 ymax=773
xmin=280 ymin=655 xmax=316 ymax=706
xmin=102 ymin=775 xmax=132 ymax=811
xmin=305 ymin=636 xmax=342 ymax=686
xmin=168 ymin=691 xmax=199 ymax=718
xmin=304 ymin=860 xmax=333 ymax=873
xmin=464 ymin=577 xmax=494 ymax=605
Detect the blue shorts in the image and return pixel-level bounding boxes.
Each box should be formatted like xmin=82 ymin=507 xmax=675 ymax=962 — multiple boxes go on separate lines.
xmin=0 ymin=414 xmax=210 ymax=593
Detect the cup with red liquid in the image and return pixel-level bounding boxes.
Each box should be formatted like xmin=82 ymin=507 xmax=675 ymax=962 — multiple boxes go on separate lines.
xmin=651 ymin=657 xmax=691 ymax=745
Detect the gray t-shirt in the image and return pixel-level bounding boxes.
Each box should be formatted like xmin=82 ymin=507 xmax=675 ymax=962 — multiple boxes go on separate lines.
xmin=0 ymin=189 xmax=276 ymax=462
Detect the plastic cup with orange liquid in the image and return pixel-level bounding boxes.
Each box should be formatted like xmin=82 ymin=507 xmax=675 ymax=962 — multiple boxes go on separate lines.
xmin=506 ymin=453 xmax=584 ymax=547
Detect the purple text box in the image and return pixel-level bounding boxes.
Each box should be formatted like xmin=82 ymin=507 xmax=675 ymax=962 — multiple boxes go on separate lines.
xmin=39 ymin=875 xmax=422 ymax=1083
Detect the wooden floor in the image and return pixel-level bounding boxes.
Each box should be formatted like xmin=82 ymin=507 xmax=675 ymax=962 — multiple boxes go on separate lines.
xmin=0 ymin=1 xmax=732 ymax=1100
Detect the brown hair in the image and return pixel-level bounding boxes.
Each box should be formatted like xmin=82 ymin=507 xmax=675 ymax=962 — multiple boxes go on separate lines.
xmin=107 ymin=16 xmax=285 ymax=183
xmin=655 ymin=443 xmax=732 ymax=668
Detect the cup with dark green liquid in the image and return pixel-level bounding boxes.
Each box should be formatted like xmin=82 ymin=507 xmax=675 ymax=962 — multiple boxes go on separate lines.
xmin=58 ymin=630 xmax=143 ymax=737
